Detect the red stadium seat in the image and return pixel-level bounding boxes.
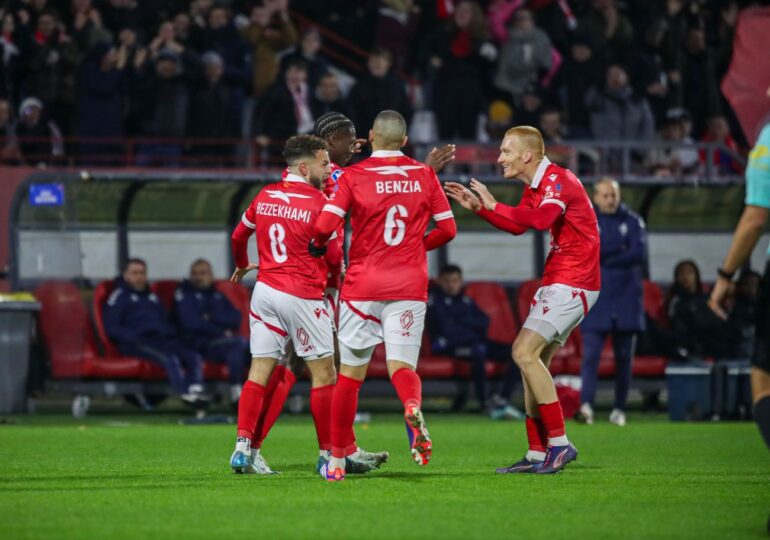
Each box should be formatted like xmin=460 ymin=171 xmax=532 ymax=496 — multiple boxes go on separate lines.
xmin=215 ymin=280 xmax=251 ymax=338
xmin=516 ymin=279 xmax=542 ymax=325
xmin=35 ymin=281 xmax=145 ymax=378
xmin=643 ymin=280 xmax=669 ymax=329
xmin=150 ymin=280 xmax=178 ymax=313
xmin=465 ymin=282 xmax=518 ymax=344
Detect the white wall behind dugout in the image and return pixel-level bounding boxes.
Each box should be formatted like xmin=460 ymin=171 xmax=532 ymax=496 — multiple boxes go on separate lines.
xmin=17 ymin=230 xmax=770 ymax=284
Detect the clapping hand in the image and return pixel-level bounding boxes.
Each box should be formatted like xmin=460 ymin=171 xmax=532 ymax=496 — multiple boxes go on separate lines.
xmin=425 ymin=144 xmax=455 ymax=173
xmin=444 ymin=182 xmax=481 ymax=212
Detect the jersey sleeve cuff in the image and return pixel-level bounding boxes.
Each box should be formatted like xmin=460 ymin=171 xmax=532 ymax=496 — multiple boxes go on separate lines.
xmin=241 ymin=213 xmax=256 ymax=229
xmin=540 ymin=198 xmax=566 ymax=213
xmin=322 ymin=204 xmax=346 ymax=218
xmin=433 ymin=210 xmax=454 ymax=221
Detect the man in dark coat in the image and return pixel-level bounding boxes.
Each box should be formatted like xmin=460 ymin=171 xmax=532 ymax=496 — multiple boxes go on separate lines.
xmin=578 ymin=178 xmax=646 ymax=426
xmin=103 ymin=258 xmax=207 ymax=405
xmin=174 ymin=259 xmax=248 ymax=404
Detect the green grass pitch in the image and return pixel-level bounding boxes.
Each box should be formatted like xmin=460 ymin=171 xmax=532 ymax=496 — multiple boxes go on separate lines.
xmin=1 ymin=413 xmax=768 ymax=540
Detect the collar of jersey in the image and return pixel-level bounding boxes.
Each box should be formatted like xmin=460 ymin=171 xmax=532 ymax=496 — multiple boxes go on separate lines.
xmin=371 ymin=150 xmax=404 ymax=158
xmin=530 ymin=157 xmax=552 ymax=190
xmin=284 ymin=173 xmax=309 ymax=184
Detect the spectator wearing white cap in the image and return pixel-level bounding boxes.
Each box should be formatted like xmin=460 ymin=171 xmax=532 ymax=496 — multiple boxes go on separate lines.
xmin=14 ymin=96 xmax=63 ymax=166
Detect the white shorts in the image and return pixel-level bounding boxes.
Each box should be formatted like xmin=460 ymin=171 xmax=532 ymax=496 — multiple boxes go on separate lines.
xmin=249 ymin=282 xmax=334 ymax=361
xmin=522 ymin=284 xmax=600 ymax=345
xmin=336 ymin=299 xmax=426 ymax=368
xmin=324 ymin=288 xmax=339 ymax=332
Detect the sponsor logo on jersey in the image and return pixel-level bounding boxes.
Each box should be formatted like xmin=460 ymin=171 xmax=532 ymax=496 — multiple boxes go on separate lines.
xmin=265 ymin=190 xmax=312 ymax=204
xmin=366 ymin=165 xmax=423 ymax=177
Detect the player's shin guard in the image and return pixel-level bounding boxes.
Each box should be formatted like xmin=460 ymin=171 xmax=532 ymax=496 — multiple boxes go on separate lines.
xmin=236 ymin=380 xmax=267 ymax=441
xmin=754 ymin=395 xmax=770 ymax=450
xmin=330 ymin=375 xmax=363 ymax=461
xmin=391 ymin=368 xmax=422 ymax=411
xmin=253 ymin=367 xmax=297 ymax=449
xmin=310 ymin=384 xmax=334 ymax=452
xmin=538 ymin=400 xmax=569 ymax=447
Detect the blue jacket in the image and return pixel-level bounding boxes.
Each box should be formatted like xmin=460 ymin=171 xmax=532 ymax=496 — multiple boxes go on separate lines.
xmin=173 ymin=280 xmax=242 ymax=348
xmin=427 ymin=289 xmax=490 ymax=349
xmin=103 ymin=278 xmax=176 ymax=345
xmin=581 ymin=203 xmax=647 ymax=332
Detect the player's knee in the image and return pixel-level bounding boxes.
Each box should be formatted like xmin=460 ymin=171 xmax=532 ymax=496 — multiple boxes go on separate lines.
xmin=310 ymin=358 xmax=337 ymax=386
xmin=511 ymin=342 xmax=536 ymax=369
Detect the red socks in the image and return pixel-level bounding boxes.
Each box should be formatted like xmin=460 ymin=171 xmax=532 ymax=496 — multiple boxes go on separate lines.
xmin=253 ymin=366 xmax=297 ymax=448
xmin=538 ymin=400 xmax=566 ymax=439
xmin=310 ymin=384 xmax=334 ymax=451
xmin=236 ymin=380 xmax=266 ymax=440
xmin=391 ymin=368 xmax=422 ymax=411
xmin=330 ymin=374 xmax=363 ymax=458
xmin=525 ymin=416 xmax=547 ymax=453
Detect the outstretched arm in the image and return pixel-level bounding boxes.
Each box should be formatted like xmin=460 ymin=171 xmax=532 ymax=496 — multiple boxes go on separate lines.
xmin=486 ymin=201 xmax=562 ymax=231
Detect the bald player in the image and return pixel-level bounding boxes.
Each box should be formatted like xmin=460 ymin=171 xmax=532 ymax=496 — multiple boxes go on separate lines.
xmin=445 ymin=126 xmax=600 ymax=474
xmin=311 ymin=110 xmax=457 ymax=481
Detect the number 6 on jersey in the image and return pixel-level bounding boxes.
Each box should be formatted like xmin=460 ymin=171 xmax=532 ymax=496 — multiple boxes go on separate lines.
xmin=384 ymin=204 xmax=408 ymax=246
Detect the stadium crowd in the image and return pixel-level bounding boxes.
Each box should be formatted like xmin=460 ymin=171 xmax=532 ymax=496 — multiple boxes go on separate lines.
xmin=0 ymin=0 xmax=751 ymax=167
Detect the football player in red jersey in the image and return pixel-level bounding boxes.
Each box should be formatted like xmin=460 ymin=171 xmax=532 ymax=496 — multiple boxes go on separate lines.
xmin=254 ymin=113 xmax=456 ymax=474
xmin=311 ymin=110 xmax=457 ymax=481
xmin=228 ymin=135 xmax=342 ymax=475
xmin=445 ymin=126 xmax=601 ymax=474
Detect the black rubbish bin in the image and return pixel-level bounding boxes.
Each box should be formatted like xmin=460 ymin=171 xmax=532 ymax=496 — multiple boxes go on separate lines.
xmin=0 ymin=300 xmax=41 ymax=414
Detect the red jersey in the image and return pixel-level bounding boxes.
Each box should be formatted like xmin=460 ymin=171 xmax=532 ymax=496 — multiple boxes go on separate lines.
xmin=489 ymin=158 xmax=600 ymax=290
xmin=235 ymin=175 xmax=339 ymax=299
xmin=318 ymin=150 xmax=455 ymax=302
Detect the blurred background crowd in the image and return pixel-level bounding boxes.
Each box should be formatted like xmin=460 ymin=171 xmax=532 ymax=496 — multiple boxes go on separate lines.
xmin=0 ymin=0 xmax=756 ymax=168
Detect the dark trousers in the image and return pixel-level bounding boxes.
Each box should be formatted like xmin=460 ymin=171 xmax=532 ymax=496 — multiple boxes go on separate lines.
xmin=120 ymin=340 xmax=203 ymax=395
xmin=201 ymin=336 xmax=249 ymax=385
xmin=580 ymin=330 xmax=637 ymax=410
xmin=450 ymin=341 xmax=519 ymax=406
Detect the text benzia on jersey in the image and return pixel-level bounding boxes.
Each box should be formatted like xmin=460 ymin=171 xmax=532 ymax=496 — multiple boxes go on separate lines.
xmin=375 ymin=180 xmax=423 ymax=194
xmin=255 ymin=202 xmax=311 ymax=223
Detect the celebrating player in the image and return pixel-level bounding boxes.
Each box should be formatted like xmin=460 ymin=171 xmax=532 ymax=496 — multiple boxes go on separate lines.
xmin=228 ymin=135 xmax=342 ymax=475
xmin=445 ymin=126 xmax=600 ymax=474
xmin=250 ymin=112 xmax=389 ymax=475
xmin=310 ymin=110 xmax=457 ymax=481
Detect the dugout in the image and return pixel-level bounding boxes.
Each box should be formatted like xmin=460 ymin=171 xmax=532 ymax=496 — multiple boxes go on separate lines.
xmin=7 ymin=168 xmax=765 ymax=415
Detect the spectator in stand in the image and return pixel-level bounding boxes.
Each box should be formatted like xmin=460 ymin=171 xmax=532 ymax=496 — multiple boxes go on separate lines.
xmin=279 ymin=26 xmax=328 ymax=92
xmin=15 ymin=96 xmax=63 ymax=166
xmin=67 ymin=0 xmax=112 ymax=53
xmin=578 ymin=0 xmax=633 ymax=64
xmin=577 ymin=178 xmax=647 ymax=427
xmin=241 ymin=0 xmax=297 ymax=99
xmin=587 ymin=63 xmax=655 ymax=145
xmin=494 ymin=8 xmax=552 ymax=107
xmin=135 ymin=48 xmax=198 ymax=167
xmin=310 ymin=72 xmax=352 ymax=120
xmin=0 ymin=98 xmax=20 ymax=163
xmin=554 ymin=32 xmax=602 ymax=138
xmin=539 ymin=107 xmax=572 ymax=166
xmin=669 ymin=24 xmax=720 ymax=137
xmin=188 ymin=51 xmax=239 ymax=166
xmin=174 ymin=259 xmax=248 ymax=406
xmin=374 ymin=0 xmax=419 ymax=73
xmin=348 ymin=47 xmax=411 ymax=139
xmin=667 ymin=260 xmax=724 ymax=362
xmin=100 ymin=0 xmax=150 ymax=36
xmin=200 ymin=5 xmax=250 ymax=95
xmin=427 ymin=265 xmax=522 ymax=419
xmin=253 ymin=59 xmax=313 ymax=158
xmin=0 ymin=12 xmax=22 ymax=104
xmin=418 ymin=0 xmax=496 ymax=140
xmin=76 ymin=41 xmax=126 ymax=164
xmin=513 ymin=82 xmax=543 ymax=127
xmin=19 ymin=11 xmax=78 ymax=135
xmin=699 ymin=115 xmax=742 ymax=176
xmin=628 ymin=18 xmax=674 ymax=126
xmin=103 ymin=258 xmax=208 ymax=406
xmin=171 ymin=11 xmax=202 ymax=50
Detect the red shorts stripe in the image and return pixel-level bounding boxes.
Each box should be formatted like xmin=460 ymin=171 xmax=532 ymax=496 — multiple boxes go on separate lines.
xmin=343 ymin=300 xmax=382 ymax=324
xmin=249 ymin=310 xmax=288 ymax=337
xmin=578 ymin=291 xmax=588 ymax=317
